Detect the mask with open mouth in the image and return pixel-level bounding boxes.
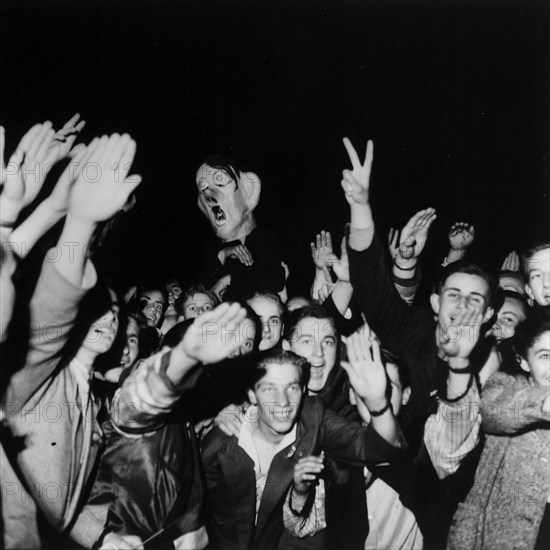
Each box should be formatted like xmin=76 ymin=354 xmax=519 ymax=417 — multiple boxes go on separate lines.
xmin=196 ymin=160 xmax=261 ymax=242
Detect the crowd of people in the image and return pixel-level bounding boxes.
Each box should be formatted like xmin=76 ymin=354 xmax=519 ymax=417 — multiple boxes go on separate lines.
xmin=0 ymin=116 xmax=548 ymax=550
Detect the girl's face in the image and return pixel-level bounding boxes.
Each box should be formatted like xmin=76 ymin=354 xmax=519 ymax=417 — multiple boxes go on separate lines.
xmin=525 ymin=330 xmax=550 ymax=387
xmin=83 ymin=290 xmax=120 ymax=357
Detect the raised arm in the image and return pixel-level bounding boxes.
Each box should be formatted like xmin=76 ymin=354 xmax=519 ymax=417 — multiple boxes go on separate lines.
xmin=112 ymin=303 xmax=249 ymax=433
xmin=340 ymin=138 xmax=428 ymax=353
xmin=3 ymin=132 xmax=141 ymax=409
xmin=442 ymin=222 xmax=475 ymax=267
xmin=341 ymin=327 xmax=405 ymax=447
xmin=424 ymin=305 xmax=484 ymax=479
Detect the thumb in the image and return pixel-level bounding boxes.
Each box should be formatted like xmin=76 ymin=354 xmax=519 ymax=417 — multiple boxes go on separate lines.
xmin=123 ymin=173 xmax=142 ymax=195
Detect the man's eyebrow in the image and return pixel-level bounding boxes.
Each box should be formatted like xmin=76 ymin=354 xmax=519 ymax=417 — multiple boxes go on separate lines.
xmin=535 ymin=348 xmax=550 ymax=355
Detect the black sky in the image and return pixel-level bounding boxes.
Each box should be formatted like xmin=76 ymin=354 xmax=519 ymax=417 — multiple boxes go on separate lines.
xmin=1 ymin=0 xmax=549 ymax=294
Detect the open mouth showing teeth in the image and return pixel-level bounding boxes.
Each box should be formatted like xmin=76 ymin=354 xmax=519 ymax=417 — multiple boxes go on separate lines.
xmin=212 ymin=206 xmax=226 ymax=225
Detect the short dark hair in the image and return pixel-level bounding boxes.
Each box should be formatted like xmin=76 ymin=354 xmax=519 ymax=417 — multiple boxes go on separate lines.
xmin=435 ymin=261 xmax=499 ymax=309
xmin=513 ymin=308 xmax=550 ymax=361
xmin=177 ymin=284 xmax=220 ymax=315
xmin=200 ymin=155 xmax=241 ymax=188
xmin=283 ymin=305 xmax=337 ymax=342
xmin=501 ymin=290 xmax=529 ymax=317
xmin=252 ymin=349 xmax=310 ymax=389
xmin=522 ymin=243 xmax=550 ymax=278
xmin=137 ymin=284 xmax=168 ymax=308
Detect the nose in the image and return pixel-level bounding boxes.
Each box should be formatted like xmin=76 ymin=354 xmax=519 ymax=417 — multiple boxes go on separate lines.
xmin=202 ymin=187 xmax=218 ymax=205
xmin=262 ymin=322 xmax=272 ymax=338
xmin=122 ymin=342 xmax=130 ymax=357
xmin=312 ymin=341 xmax=324 ymax=358
xmin=275 ymin=388 xmax=289 ymax=407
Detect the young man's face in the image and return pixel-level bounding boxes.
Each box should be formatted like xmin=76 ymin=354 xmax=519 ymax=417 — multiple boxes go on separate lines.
xmin=196 ymin=163 xmax=251 ymax=242
xmin=139 ymin=289 xmax=166 ymax=327
xmin=431 ymin=272 xmax=493 ymax=330
xmin=247 ymin=296 xmax=282 ymax=351
xmin=121 ymin=317 xmax=140 ymax=369
xmin=182 ymin=292 xmax=215 ymax=320
xmin=525 ymin=248 xmax=550 ymax=306
xmin=248 ymin=362 xmax=304 ymax=437
xmin=522 ymin=330 xmax=550 ymax=387
xmin=283 ymin=316 xmax=337 ymax=394
xmin=165 ymin=281 xmax=183 ymax=316
xmin=489 ymin=296 xmax=527 ymax=342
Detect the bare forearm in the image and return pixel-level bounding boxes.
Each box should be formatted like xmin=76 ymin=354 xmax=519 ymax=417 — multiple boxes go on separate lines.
xmin=10 ymin=199 xmax=63 ymax=258
xmin=57 ymin=214 xmax=95 ymax=287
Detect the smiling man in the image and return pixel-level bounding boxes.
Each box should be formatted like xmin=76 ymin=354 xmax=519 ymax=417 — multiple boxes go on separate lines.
xmin=195 ymin=155 xmax=285 ymax=300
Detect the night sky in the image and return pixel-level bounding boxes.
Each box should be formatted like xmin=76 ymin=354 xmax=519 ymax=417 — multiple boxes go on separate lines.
xmin=2 ymin=0 xmax=549 ymax=295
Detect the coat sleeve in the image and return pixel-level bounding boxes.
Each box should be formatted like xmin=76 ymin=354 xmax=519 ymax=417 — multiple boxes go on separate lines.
xmin=481 ymin=371 xmax=550 ymax=435
xmin=347 ymin=231 xmax=431 ymax=357
xmin=111 ymin=348 xmax=202 ymax=435
xmin=320 ymin=408 xmax=405 ymax=466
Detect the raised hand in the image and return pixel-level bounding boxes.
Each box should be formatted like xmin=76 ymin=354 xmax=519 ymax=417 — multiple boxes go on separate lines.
xmin=341 ymin=326 xmax=388 ymax=410
xmin=341 ymin=138 xmax=374 ymax=206
xmin=437 ymin=305 xmax=483 ymax=361
xmin=398 ymin=208 xmax=437 ymax=260
xmin=310 ymin=230 xmax=334 ymax=269
xmin=0 ymin=116 xmax=86 ymax=225
xmin=501 ymin=250 xmax=520 ymax=272
xmin=326 ymin=236 xmax=350 ymax=282
xmin=211 ymin=273 xmax=231 ymax=299
xmin=48 ymin=113 xmax=86 ymax=165
xmin=448 ymin=222 xmax=475 ymax=252
xmin=388 ymin=228 xmax=400 ymax=259
xmin=66 ymin=133 xmax=141 ymax=223
xmin=180 ymin=302 xmax=248 ymax=365
xmin=218 ymin=243 xmax=253 ymax=266
xmin=292 ymin=454 xmax=324 ymax=496
xmin=1 ymin=123 xmax=54 ymax=224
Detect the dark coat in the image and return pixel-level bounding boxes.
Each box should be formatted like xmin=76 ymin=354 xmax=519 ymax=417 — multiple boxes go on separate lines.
xmin=201 ymin=397 xmax=404 ymax=550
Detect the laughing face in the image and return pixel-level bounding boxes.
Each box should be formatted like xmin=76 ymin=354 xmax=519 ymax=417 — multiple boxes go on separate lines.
xmin=283 ymin=316 xmax=338 ymax=394
xmin=138 ymin=289 xmax=166 ymax=328
xmin=196 ymin=163 xmax=256 ymax=242
xmin=83 ymin=293 xmax=120 ymax=357
xmin=431 ymin=272 xmax=493 ymax=332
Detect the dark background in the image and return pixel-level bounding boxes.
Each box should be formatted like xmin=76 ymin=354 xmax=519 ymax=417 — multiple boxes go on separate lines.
xmin=1 ymin=0 xmax=549 ymax=295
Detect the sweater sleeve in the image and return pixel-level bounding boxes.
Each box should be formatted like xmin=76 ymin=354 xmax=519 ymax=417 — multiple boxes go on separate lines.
xmin=3 ymin=253 xmax=96 ymax=412
xmin=481 ymin=371 xmax=550 ymax=435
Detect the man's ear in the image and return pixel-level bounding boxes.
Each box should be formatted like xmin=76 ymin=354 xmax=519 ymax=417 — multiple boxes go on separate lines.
xmin=525 ymin=283 xmax=535 ymax=304
xmin=517 ymin=355 xmax=530 ymax=374
xmin=482 ymin=306 xmax=494 ymax=324
xmin=239 ymin=171 xmax=261 ymax=211
xmin=402 ymin=387 xmax=411 ymax=407
xmin=282 ymin=339 xmax=291 ymax=351
xmin=430 ymin=293 xmax=440 ymax=315
xmin=247 ymin=389 xmax=257 ymax=404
